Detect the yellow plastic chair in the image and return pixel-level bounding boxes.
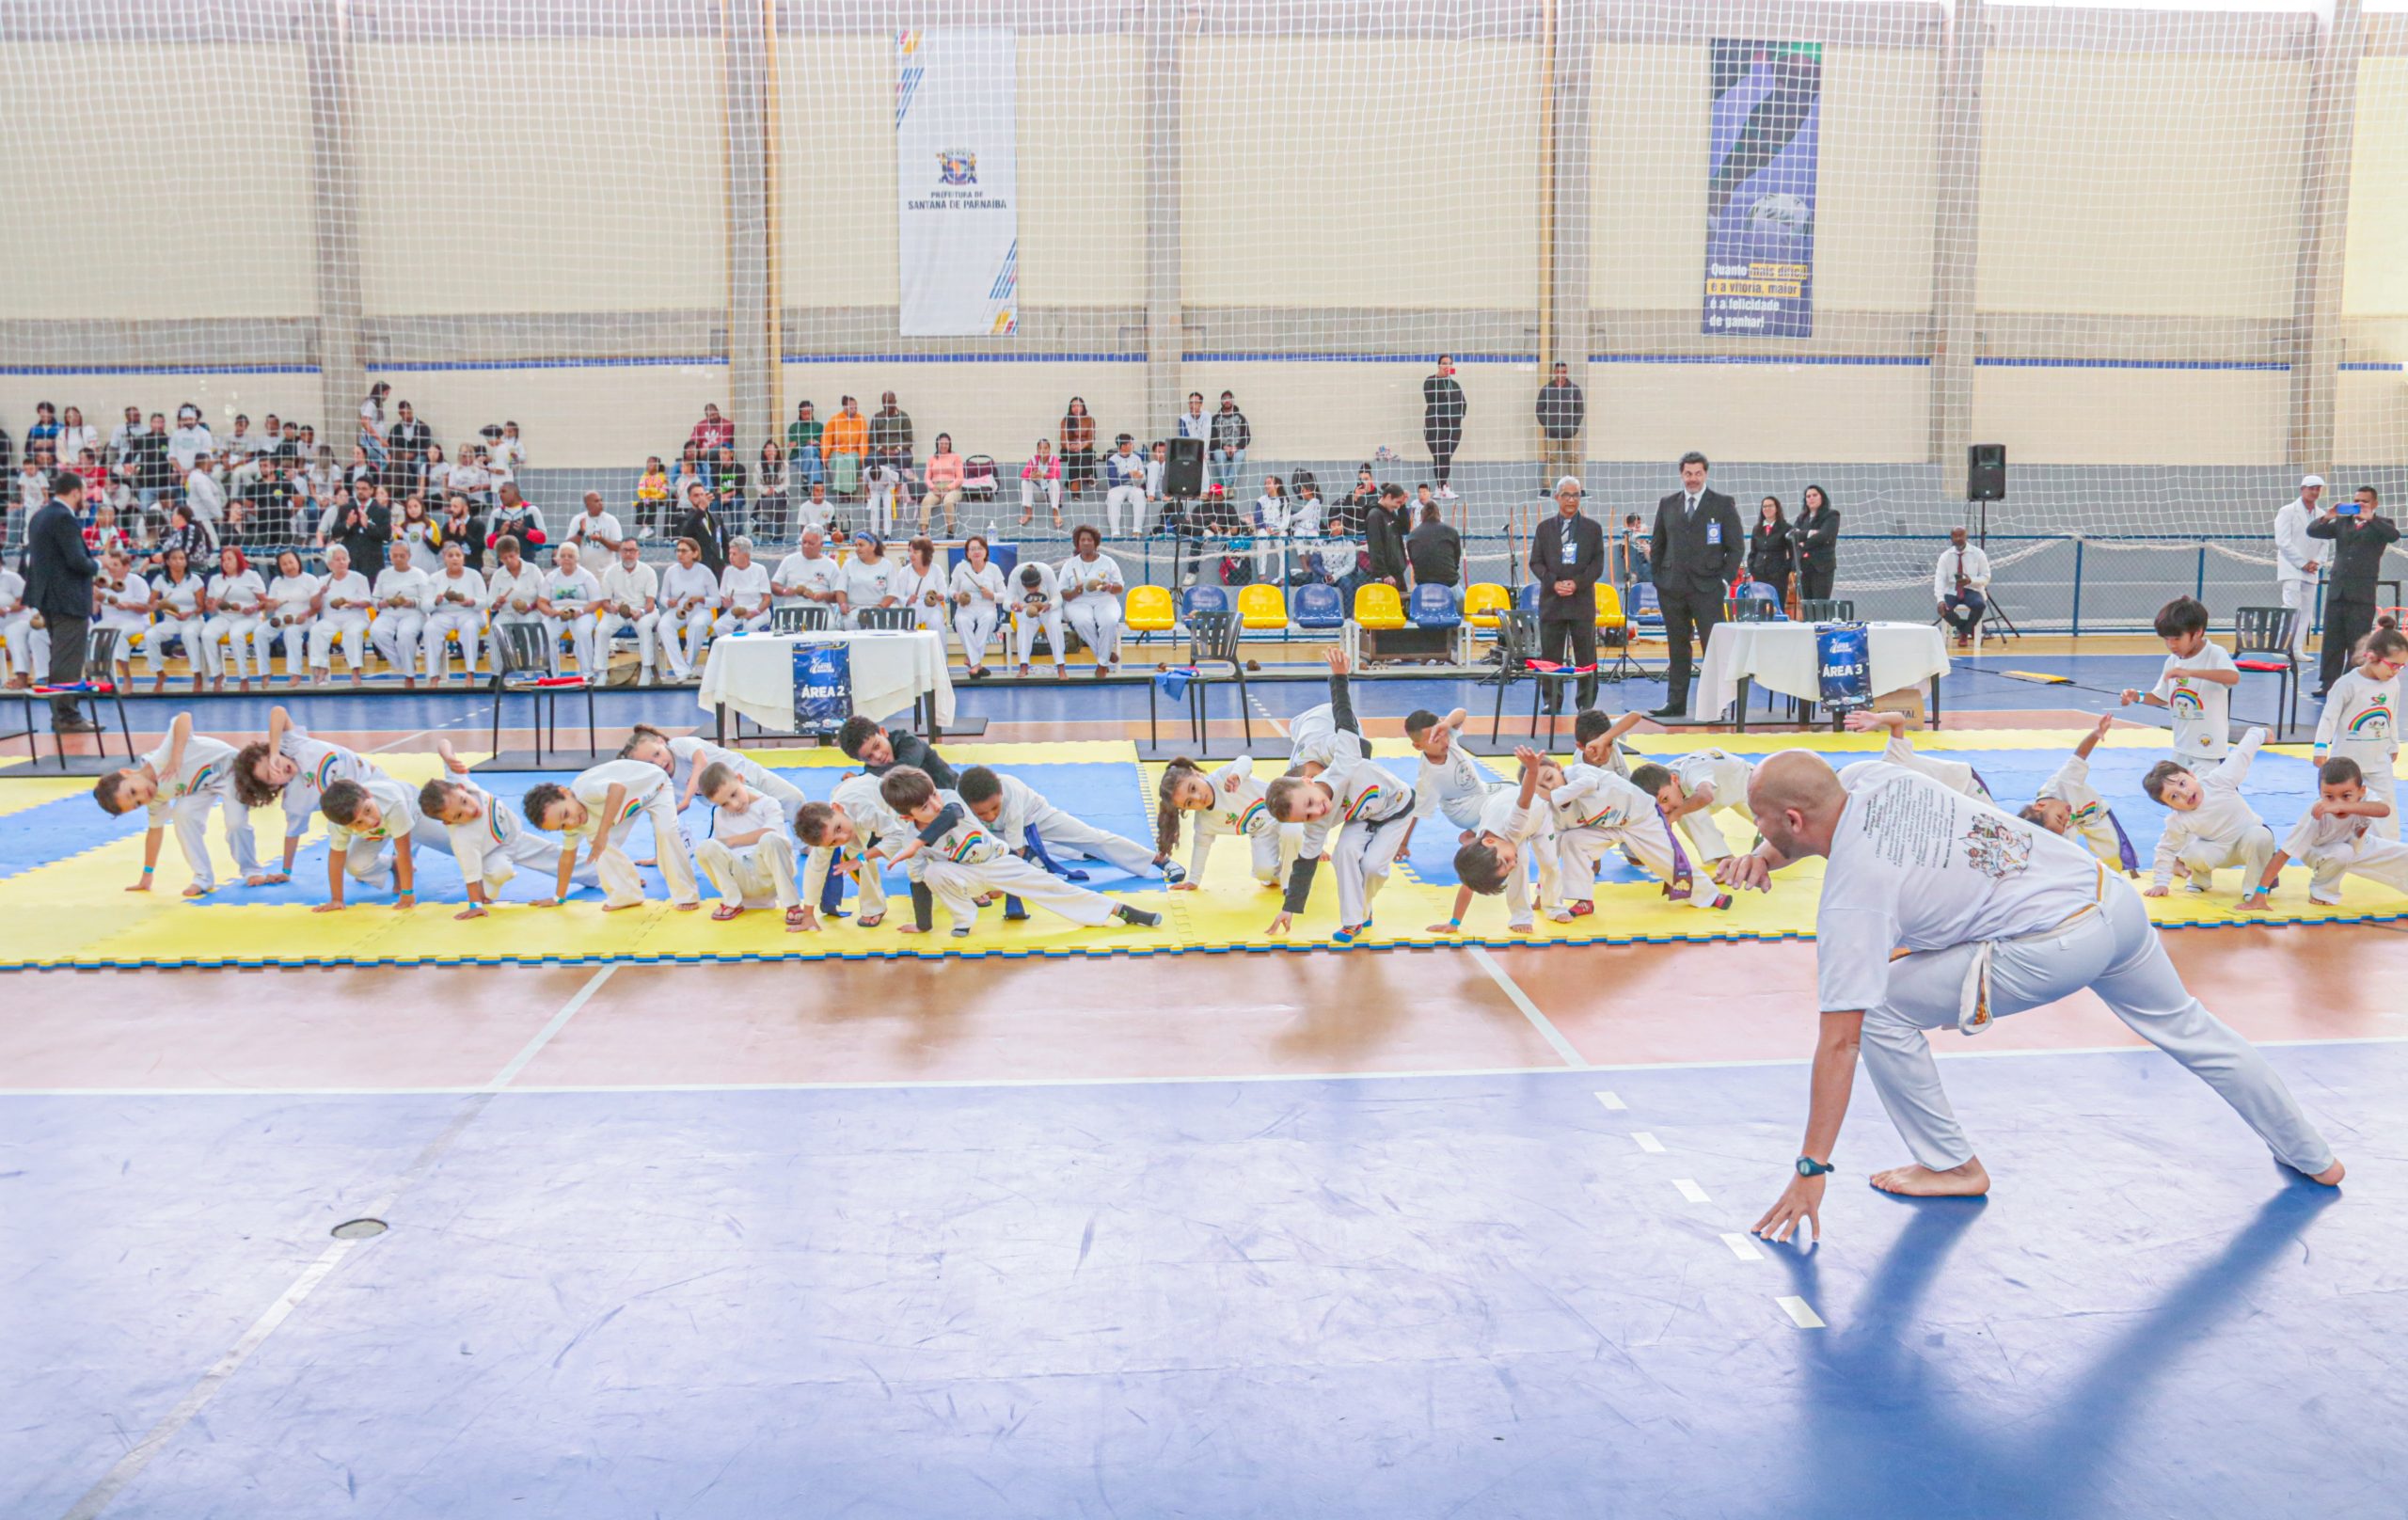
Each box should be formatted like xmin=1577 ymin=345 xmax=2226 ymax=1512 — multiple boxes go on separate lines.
xmin=1353 ymin=583 xmax=1407 ymax=630
xmin=1464 ymin=581 xmax=1511 ymax=632
xmin=1593 ymin=583 xmax=1627 ymax=632
xmin=1238 ymin=582 xmax=1289 ymax=632
xmin=1126 ymin=584 xmax=1176 ymax=635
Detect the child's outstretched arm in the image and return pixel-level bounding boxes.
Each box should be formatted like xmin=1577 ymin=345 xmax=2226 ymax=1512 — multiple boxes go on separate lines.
xmin=1323 ymin=646 xmax=1357 ymax=736
xmin=2073 ymin=710 xmax=2114 ymax=761
xmin=436 ymin=736 xmax=469 ymax=775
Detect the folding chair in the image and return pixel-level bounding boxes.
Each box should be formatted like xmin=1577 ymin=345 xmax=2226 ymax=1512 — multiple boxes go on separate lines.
xmin=21 ymin=626 xmax=135 ymax=766
xmin=855 ymin=607 xmax=917 ymax=631
xmin=2232 ymin=607 xmax=2303 ymax=737
xmin=1148 ymin=608 xmax=1251 ymax=752
xmin=1797 ymin=598 xmax=1855 ymax=622
xmin=1489 ymin=610 xmax=1588 ymax=746
xmin=770 ymin=604 xmax=833 ymax=634
xmin=489 ymin=619 xmax=596 ymax=760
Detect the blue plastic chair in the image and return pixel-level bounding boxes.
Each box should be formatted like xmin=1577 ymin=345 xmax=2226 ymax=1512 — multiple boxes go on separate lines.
xmin=1291 ymin=581 xmax=1345 ymax=630
xmin=1180 ymin=585 xmax=1230 ymax=621
xmin=1409 ymin=584 xmax=1463 ymax=628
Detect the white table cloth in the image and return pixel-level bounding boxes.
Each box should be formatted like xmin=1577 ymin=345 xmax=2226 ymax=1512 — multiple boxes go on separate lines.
xmin=695 ymin=629 xmax=957 ymax=733
xmin=1692 ymin=621 xmax=1951 ymax=719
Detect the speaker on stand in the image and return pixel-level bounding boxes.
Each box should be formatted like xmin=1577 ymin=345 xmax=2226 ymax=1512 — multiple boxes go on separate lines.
xmin=1164 ymin=435 xmax=1206 ymax=499
xmin=1965 ymin=443 xmax=2020 ymax=641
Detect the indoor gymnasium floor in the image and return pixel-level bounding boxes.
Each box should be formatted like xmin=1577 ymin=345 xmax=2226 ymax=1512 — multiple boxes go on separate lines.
xmin=8 ymin=654 xmax=2404 ymax=1519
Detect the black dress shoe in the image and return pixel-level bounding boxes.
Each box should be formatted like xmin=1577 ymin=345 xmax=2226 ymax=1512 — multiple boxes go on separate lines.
xmin=54 ymin=717 xmax=103 ymax=734
xmin=1648 ymin=704 xmax=1686 ymax=720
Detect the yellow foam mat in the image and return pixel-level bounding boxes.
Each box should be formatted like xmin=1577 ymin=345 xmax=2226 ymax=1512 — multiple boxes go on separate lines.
xmin=3 ymin=734 xmax=2397 ymax=969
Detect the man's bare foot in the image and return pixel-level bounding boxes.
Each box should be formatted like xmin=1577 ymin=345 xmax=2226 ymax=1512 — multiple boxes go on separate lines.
xmin=2308 ymin=1159 xmax=2346 ymax=1186
xmin=1870 ymin=1159 xmax=1990 ymax=1196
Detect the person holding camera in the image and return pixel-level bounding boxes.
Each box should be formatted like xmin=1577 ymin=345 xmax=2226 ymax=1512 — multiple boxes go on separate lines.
xmin=2308 ymin=484 xmax=2399 ymax=696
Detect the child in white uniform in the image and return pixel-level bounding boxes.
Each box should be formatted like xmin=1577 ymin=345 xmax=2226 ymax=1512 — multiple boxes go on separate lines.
xmin=958 ymin=765 xmax=1181 ymax=883
xmin=950 ymin=535 xmax=1009 ymax=677
xmin=539 ymin=542 xmax=606 ymax=675
xmin=1057 ymin=529 xmax=1126 ymax=674
xmin=657 ymin=538 xmax=721 ymax=680
xmin=596 ymin=539 xmax=662 ymax=684
xmin=1572 ymin=708 xmax=1644 ymax=779
xmin=2242 ymin=755 xmax=2408 ymax=909
xmin=418 ymin=740 xmax=595 ymax=916
xmin=691 ymin=760 xmax=806 ymax=927
xmin=2311 ymin=622 xmax=2404 ymax=841
xmin=369 ymin=540 xmax=433 ymax=683
xmin=619 ymin=723 xmax=808 ymax=824
xmin=523 ymin=757 xmax=702 ymax=910
xmin=263 ymin=549 xmax=320 ymax=683
xmin=92 ymin=712 xmax=263 ymax=895
xmin=1405 ymin=706 xmax=1491 ymax=835
xmin=232 ymin=706 xmax=378 ymax=879
xmin=1549 ymin=762 xmax=1729 ymax=916
xmin=1631 ymin=748 xmax=1756 ymax=864
xmin=316 ymin=774 xmax=454 ymax=910
xmin=1009 ymin=560 xmax=1065 ymax=678
xmin=2121 ymin=594 xmax=2239 ymax=767
xmin=1155 ymin=754 xmax=1296 ymax=890
xmin=794 ymin=779 xmax=896 ymax=931
xmin=1432 ymin=746 xmax=1560 ymax=933
xmin=2019 ymin=712 xmax=2139 ymax=874
xmin=1266 ymin=750 xmax=1416 ymax=942
xmin=879 ymin=766 xmax=1162 ymax=937
xmin=422 ymin=542 xmax=488 ymax=683
xmin=2144 ymin=727 xmax=2274 ymax=902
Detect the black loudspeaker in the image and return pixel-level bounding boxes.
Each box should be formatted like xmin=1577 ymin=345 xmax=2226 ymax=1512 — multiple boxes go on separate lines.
xmin=1165 ymin=435 xmax=1206 ymax=498
xmin=1967 ymin=443 xmax=2006 ymax=502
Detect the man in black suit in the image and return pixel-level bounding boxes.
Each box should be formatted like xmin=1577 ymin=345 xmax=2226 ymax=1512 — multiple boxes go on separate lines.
xmin=1527 ymin=475 xmax=1606 ymax=712
xmin=1649 ymin=451 xmax=1745 ymax=718
xmin=25 ymin=469 xmax=101 ymax=732
xmin=2308 ymin=484 xmax=2400 ymax=694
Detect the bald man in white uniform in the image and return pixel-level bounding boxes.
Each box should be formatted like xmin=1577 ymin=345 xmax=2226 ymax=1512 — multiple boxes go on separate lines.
xmin=1726 ymin=751 xmax=2341 ymax=1244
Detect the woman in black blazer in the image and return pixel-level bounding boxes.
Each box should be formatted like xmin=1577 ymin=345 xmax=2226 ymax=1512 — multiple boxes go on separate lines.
xmin=1746 ymin=496 xmax=1792 ymax=587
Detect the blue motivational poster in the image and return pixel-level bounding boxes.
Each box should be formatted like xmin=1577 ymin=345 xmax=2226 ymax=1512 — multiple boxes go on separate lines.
xmin=1703 ymin=40 xmax=1821 ymax=339
xmin=792 ymin=641 xmax=854 ymax=736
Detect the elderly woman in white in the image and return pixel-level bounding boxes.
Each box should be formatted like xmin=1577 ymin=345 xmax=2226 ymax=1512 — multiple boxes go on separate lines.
xmin=1057 ymin=525 xmax=1127 ymax=677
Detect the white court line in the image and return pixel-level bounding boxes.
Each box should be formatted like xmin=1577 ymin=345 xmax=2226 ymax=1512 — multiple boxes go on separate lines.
xmin=1673 ymin=1178 xmax=1710 ymax=1203
xmin=1720 ymin=1232 xmax=1765 ymax=1261
xmin=1593 ymin=1090 xmax=1626 ymax=1111
xmin=55 ymin=969 xmax=611 ymax=1520
xmin=1467 ymin=945 xmax=1589 ymax=1069
xmin=1775 ymin=1295 xmax=1826 ymax=1330
xmin=365 ymin=704 xmax=491 ymax=756
xmin=10 ymin=1030 xmax=2401 ymax=1102
xmin=1632 ymin=1131 xmax=1666 ymax=1153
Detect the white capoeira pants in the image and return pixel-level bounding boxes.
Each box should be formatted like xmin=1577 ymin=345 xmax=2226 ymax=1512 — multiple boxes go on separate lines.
xmin=696 ymin=835 xmax=801 ymax=910
xmin=802 ymin=841 xmax=890 ymax=919
xmin=2173 ymin=824 xmax=2277 ymax=893
xmin=925 ymin=851 xmax=1114 ymax=930
xmin=2278 ymin=578 xmax=2312 ymax=657
xmin=587 ymin=794 xmax=701 ymax=909
xmin=547 ymin=611 xmax=598 ymax=675
xmin=164 ymin=786 xmax=264 ymax=892
xmin=1065 ymin=599 xmax=1122 ymax=668
xmin=372 ymin=610 xmax=426 ymax=676
xmin=1024 ymin=802 xmax=1159 ymax=878
xmin=1861 ymin=881 xmax=2334 ymax=1176
xmin=2327 ymin=741 xmax=2399 ymax=841
xmin=1495 ymin=831 xmax=1564 ymax=930
xmin=2293 ymin=832 xmax=2408 ymax=904
xmin=1106 ymin=483 xmax=1146 ymax=536
xmin=198 ymin=614 xmax=261 ymax=679
xmin=270 ymin=620 xmax=315 ymax=678
xmin=422 ymin=608 xmax=482 ymax=678
xmin=1331 ymin=812 xmax=1415 ymax=926
xmin=955 ymin=604 xmax=999 ymax=669
xmin=1556 ymin=814 xmax=1716 ymax=909
xmin=309 ymin=610 xmax=370 ymax=672
xmin=595 ymin=610 xmax=664 ymax=673
xmin=1012 ymin=608 xmax=1064 ymax=671
xmin=135 ymin=616 xmax=201 ymax=676
xmin=0 ymin=610 xmax=35 ymax=677
xmin=337 ymin=815 xmax=456 ymax=890
xmin=665 ymin=609 xmax=716 ymax=679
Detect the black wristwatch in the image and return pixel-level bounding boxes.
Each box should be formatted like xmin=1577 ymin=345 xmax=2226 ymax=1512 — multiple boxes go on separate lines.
xmin=1795 ymin=1156 xmax=1836 ymax=1178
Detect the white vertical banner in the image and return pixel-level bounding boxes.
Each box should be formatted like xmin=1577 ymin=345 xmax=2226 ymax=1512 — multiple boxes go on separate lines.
xmin=895 ymin=28 xmax=1019 ymax=337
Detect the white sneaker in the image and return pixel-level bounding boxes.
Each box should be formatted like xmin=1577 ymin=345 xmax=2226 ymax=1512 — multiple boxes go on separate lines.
xmin=1437 ymin=485 xmax=1457 ymax=500
xmin=638 ymin=669 xmax=654 ymax=687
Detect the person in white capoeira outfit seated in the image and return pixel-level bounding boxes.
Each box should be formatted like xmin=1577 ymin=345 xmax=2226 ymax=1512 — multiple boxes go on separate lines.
xmin=1724 ymin=750 xmax=2341 ymax=1244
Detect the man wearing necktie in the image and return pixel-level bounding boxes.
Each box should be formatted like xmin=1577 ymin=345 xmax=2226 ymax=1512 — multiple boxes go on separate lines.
xmin=1934 ymin=526 xmax=1991 ymax=647
xmin=1649 ymin=451 xmax=1744 ymax=718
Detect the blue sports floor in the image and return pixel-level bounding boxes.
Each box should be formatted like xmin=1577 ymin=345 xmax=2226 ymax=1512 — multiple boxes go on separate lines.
xmin=8 ymin=1041 xmax=2400 ymax=1519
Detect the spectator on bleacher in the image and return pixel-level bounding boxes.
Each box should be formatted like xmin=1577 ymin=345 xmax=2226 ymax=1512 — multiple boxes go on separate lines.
xmin=689 ymin=403 xmax=733 ymax=460
xmin=479 ymin=431 xmax=515 ymax=495
xmin=671 ymin=447 xmax=711 ymax=519
xmin=863 ymin=457 xmax=905 ymax=537
xmin=345 ymin=443 xmax=380 ymax=496
xmin=181 ymin=451 xmax=226 ymax=530
xmin=129 ymin=414 xmax=175 ymax=515
xmin=55 ymin=404 xmax=97 ymax=466
xmin=1335 ymin=467 xmax=1376 ymax=536
xmin=1060 ymin=397 xmax=1097 ymax=499
xmin=674 ymin=479 xmax=729 ymax=575
xmin=394 ymin=494 xmax=437 ymax=553
xmin=487 ymin=482 xmax=546 ymax=553
xmin=822 ymin=396 xmax=868 ymax=495
xmin=1365 ymin=483 xmax=1413 ymax=592
xmin=1536 ymin=362 xmax=1584 ymax=494
xmin=485 ymin=534 xmax=547 ymax=653
xmin=868 ymin=391 xmax=914 ymax=500
xmin=152 ymin=502 xmax=215 ymax=573
xmin=0 ymin=415 xmax=13 ymax=486
xmin=713 ymin=445 xmax=749 ymax=536
xmin=1102 ymin=434 xmax=1145 ymax=537
xmin=564 ymin=491 xmax=624 ymax=557
xmin=1423 ymin=355 xmax=1465 ymax=499
xmin=598 ymin=537 xmax=662 ymax=685
xmin=1747 ymin=496 xmax=1792 ymax=589
xmin=1795 ymin=483 xmax=1840 ymax=602
xmin=26 ymin=403 xmax=62 ymax=462
xmin=922 ymin=434 xmax=963 ymax=535
xmin=358 ymin=382 xmax=391 ymax=470
xmin=166 ymin=405 xmax=213 ymax=477
xmin=1178 ymin=391 xmax=1209 ymax=446
xmin=440 ymin=492 xmax=486 ymax=571
xmin=842 ymin=530 xmax=903 ymax=627
xmin=413 ymin=442 xmax=444 ymax=505
xmin=446 ymin=442 xmax=489 ymax=508
xmin=371 ymin=539 xmax=433 ymax=686
xmin=221 ymin=414 xmax=266 ymax=496
xmin=756 ymin=440 xmax=790 ymax=541
xmin=1621 ymin=513 xmax=1652 ymax=589
xmin=1407 ymin=501 xmax=1462 ymax=588
xmin=105 ymin=405 xmax=144 ymax=463
xmin=495 ymin=421 xmax=527 ymax=475
xmin=1209 ymin=391 xmax=1250 ymax=499
xmin=331 ymin=478 xmax=390 ymax=577
xmin=86 ymin=500 xmax=132 ymax=557
xmin=73 ymin=447 xmax=109 ymax=512
xmin=771 ymin=527 xmax=844 ymax=621
xmin=634 ymin=455 xmax=673 ymax=537
xmin=1059 ymin=525 xmax=1127 ymax=676
xmin=1414 ymin=482 xmax=1440 ymax=522
xmin=1145 ymin=438 xmax=1168 ymax=507
xmin=2309 ymin=486 xmax=2399 ymax=695
xmin=785 ymin=401 xmax=826 ymax=489
xmin=1531 ymin=476 xmax=1606 ymax=715
xmin=1252 ymin=474 xmax=1292 ymax=576
xmin=798 ymin=480 xmax=833 ymax=535
xmin=387 ymin=401 xmax=432 ymax=495
xmin=1019 ymin=438 xmax=1063 ymax=529
xmin=12 ymin=453 xmax=44 ymax=517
